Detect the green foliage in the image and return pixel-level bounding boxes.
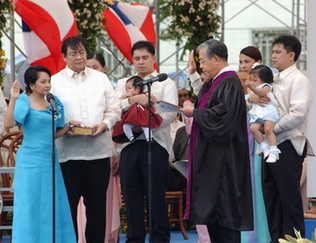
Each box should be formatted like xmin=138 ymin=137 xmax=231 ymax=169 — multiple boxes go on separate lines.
xmin=0 ymin=0 xmax=13 ymax=87
xmin=159 ymin=0 xmax=221 ymax=59
xmin=0 ymin=0 xmax=12 ymax=40
xmin=67 ymin=0 xmax=106 ymax=52
xmin=119 ymin=204 xmax=127 ymax=233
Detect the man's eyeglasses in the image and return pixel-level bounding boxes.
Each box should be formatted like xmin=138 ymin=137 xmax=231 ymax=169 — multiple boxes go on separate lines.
xmin=68 ymin=50 xmax=86 ymax=58
xmin=199 ymin=58 xmax=210 ymax=65
xmin=199 ymin=55 xmax=214 ymax=65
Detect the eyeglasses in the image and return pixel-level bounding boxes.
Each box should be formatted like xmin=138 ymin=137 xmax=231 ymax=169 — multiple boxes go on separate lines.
xmin=199 ymin=57 xmax=210 ymax=65
xmin=68 ymin=50 xmax=86 ymax=58
xmin=199 ymin=55 xmax=214 ymax=65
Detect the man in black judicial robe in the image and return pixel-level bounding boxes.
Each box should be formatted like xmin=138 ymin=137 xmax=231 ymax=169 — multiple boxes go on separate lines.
xmin=181 ymin=39 xmax=253 ymax=243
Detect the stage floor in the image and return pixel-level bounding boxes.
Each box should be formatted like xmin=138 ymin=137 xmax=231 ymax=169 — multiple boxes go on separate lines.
xmin=119 ymin=230 xmax=198 ymax=243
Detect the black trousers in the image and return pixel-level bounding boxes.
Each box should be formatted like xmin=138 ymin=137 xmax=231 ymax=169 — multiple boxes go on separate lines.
xmin=206 ymin=224 xmax=240 ymax=243
xmin=262 ymin=140 xmax=306 ymax=243
xmin=119 ymin=140 xmax=170 ymax=243
xmin=60 ymin=158 xmax=111 ymax=243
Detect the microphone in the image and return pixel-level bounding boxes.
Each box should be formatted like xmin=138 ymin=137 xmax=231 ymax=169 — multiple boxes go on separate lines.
xmin=135 ymin=73 xmax=168 ymax=87
xmin=45 ymin=93 xmax=59 ymax=114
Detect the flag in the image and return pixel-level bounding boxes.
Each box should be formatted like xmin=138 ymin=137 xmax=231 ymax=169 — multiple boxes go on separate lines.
xmin=14 ymin=0 xmax=78 ymax=74
xmin=103 ymin=1 xmax=156 ymax=64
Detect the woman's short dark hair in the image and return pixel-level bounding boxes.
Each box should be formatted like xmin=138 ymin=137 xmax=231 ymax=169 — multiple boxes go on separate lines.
xmin=240 ymin=46 xmax=262 ymax=62
xmin=24 ymin=66 xmax=51 ymax=94
xmin=87 ymin=52 xmax=106 ymax=67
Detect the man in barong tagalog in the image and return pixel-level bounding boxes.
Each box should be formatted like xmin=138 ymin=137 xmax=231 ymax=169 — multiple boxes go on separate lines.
xmin=181 ymin=39 xmax=253 ymax=243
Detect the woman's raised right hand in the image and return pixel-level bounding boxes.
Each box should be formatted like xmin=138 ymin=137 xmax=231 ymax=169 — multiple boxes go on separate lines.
xmin=10 ymin=80 xmax=20 ymax=100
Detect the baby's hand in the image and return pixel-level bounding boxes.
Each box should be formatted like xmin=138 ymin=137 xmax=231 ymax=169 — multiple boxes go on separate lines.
xmin=245 ymin=80 xmax=252 ymax=87
xmin=120 ymin=91 xmax=132 ymax=99
xmin=126 ymin=91 xmax=134 ymax=97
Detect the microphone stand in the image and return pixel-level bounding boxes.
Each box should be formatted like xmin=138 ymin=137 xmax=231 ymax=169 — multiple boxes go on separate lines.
xmin=50 ymin=108 xmax=56 ymax=243
xmin=146 ymin=82 xmax=153 ymax=243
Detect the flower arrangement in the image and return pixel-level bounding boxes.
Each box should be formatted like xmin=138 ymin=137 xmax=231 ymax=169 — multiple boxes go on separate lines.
xmin=278 ymin=228 xmax=316 ymax=243
xmin=67 ymin=0 xmax=117 ymax=52
xmin=0 ymin=0 xmax=13 ymax=87
xmin=160 ymin=0 xmax=221 ymax=59
xmin=0 ymin=49 xmax=7 ymax=87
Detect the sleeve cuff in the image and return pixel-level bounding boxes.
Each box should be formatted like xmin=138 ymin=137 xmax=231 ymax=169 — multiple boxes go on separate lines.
xmin=188 ymin=72 xmax=200 ymax=82
xmin=102 ymin=120 xmax=111 ymax=131
xmin=121 ymin=97 xmax=130 ymax=110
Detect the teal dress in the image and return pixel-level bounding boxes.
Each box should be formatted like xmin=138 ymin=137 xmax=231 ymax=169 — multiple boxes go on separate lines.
xmin=241 ymin=124 xmax=271 ymax=243
xmin=12 ymin=94 xmax=76 ymax=243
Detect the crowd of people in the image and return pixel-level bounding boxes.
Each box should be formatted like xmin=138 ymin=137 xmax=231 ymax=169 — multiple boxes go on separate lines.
xmin=0 ymin=33 xmax=314 ymax=243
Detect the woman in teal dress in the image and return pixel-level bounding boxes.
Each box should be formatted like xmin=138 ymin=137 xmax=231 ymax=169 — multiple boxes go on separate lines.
xmin=239 ymin=46 xmax=270 ymax=243
xmin=4 ymin=66 xmax=76 ymax=243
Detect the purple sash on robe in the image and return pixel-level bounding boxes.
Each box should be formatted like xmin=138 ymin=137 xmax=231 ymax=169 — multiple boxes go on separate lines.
xmin=184 ymin=70 xmax=236 ymax=219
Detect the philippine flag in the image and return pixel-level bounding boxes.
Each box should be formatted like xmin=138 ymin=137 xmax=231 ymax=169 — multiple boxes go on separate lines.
xmin=14 ymin=0 xmax=78 ymax=74
xmin=103 ymin=1 xmax=156 ymax=64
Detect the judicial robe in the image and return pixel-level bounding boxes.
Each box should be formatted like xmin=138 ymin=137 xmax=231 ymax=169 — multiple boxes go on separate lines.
xmin=188 ymin=72 xmax=253 ymax=231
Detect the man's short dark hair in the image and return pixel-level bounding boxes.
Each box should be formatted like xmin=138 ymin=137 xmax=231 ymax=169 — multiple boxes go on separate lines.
xmin=131 ymin=41 xmax=155 ymax=56
xmin=272 ymin=35 xmax=301 ymax=62
xmin=61 ymin=36 xmax=88 ymax=56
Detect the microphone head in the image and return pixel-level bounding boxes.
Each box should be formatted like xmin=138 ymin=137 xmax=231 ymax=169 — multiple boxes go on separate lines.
xmin=45 ymin=93 xmax=55 ymax=101
xmin=158 ymin=73 xmax=168 ymax=82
